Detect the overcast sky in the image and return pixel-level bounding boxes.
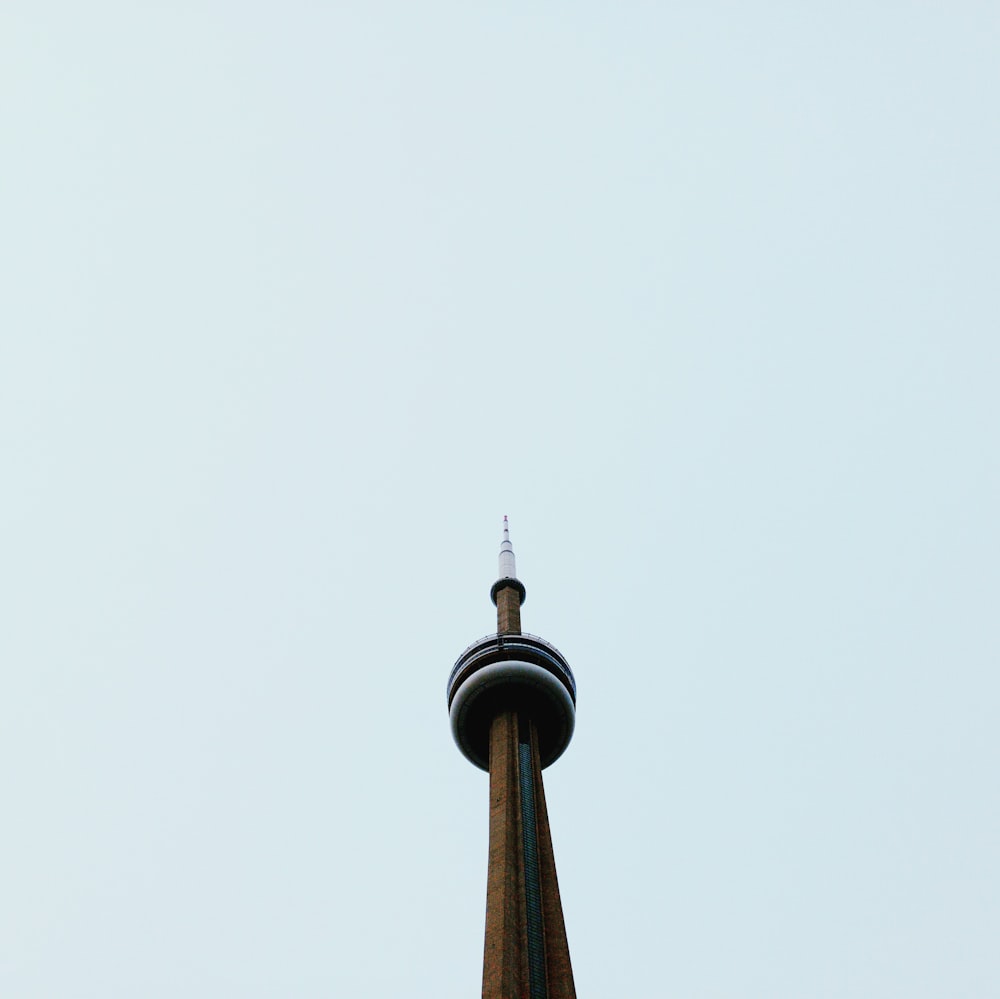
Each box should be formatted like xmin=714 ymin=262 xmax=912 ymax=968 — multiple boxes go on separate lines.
xmin=3 ymin=3 xmax=998 ymax=997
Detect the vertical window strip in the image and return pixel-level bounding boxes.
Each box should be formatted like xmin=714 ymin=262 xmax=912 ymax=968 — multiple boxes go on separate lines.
xmin=519 ymin=738 xmax=547 ymax=999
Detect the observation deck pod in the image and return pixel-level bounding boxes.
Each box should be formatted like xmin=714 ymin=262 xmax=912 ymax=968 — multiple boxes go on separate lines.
xmin=447 ymin=632 xmax=576 ymax=771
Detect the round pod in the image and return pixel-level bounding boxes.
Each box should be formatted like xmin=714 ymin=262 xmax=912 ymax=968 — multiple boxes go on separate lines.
xmin=447 ymin=633 xmax=576 ymax=771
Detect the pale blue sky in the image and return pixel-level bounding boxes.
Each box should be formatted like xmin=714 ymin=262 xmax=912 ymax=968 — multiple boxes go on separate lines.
xmin=2 ymin=3 xmax=998 ymax=997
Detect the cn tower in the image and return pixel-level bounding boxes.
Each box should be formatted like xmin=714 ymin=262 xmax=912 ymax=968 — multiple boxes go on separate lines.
xmin=447 ymin=518 xmax=577 ymax=999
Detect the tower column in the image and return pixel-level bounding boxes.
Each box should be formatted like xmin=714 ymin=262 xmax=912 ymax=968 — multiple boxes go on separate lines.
xmin=483 ymin=711 xmax=576 ymax=999
xmin=484 ymin=709 xmax=528 ymax=998
xmin=496 ymin=585 xmax=522 ymax=635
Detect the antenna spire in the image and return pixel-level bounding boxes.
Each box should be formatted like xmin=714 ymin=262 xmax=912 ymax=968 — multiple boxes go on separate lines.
xmin=499 ymin=514 xmax=516 ymax=580
xmin=490 ymin=516 xmax=527 ymax=625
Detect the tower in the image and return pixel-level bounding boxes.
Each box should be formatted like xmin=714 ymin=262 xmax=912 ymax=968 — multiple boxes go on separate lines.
xmin=447 ymin=518 xmax=577 ymax=999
